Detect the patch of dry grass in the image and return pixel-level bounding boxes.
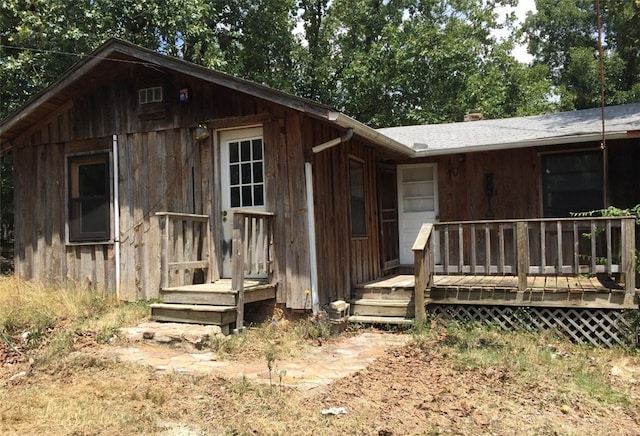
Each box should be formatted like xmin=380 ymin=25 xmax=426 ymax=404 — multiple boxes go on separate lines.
xmin=0 ymin=276 xmax=148 ymax=364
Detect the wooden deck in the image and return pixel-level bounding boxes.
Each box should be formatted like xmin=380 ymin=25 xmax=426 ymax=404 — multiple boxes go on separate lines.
xmin=356 ymin=274 xmax=638 ymax=309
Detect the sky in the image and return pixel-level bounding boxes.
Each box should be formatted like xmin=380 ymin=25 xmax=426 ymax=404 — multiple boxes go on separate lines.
xmin=495 ymin=0 xmax=537 ymax=63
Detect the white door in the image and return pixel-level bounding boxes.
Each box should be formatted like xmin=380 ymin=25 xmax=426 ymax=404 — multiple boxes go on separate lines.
xmin=397 ymin=164 xmax=438 ymax=265
xmin=220 ymin=127 xmax=266 ymax=277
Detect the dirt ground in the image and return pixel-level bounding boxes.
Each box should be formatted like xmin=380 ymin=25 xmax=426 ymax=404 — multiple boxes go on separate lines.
xmin=2 ymin=326 xmax=640 ymax=435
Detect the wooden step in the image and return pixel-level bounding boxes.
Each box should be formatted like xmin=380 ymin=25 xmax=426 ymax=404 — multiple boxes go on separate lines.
xmin=350 ymin=298 xmax=414 ymax=317
xmin=348 ymin=315 xmax=415 ymax=326
xmin=161 ymin=286 xmax=236 ymax=306
xmin=161 ymin=282 xmax=277 ymax=306
xmin=351 ymin=287 xmax=414 ymax=300
xmin=150 ymin=303 xmax=236 ymax=327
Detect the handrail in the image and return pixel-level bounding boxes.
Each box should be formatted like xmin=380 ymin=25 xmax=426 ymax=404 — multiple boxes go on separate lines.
xmin=430 ymin=216 xmax=636 ymax=299
xmin=412 ymin=223 xmax=434 ymax=325
xmin=232 ymin=210 xmax=275 ymax=331
xmin=157 ymin=212 xmax=213 ymax=289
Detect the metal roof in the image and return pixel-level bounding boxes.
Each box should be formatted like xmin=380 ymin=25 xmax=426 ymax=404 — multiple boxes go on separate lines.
xmin=377 ymin=103 xmax=640 ymax=156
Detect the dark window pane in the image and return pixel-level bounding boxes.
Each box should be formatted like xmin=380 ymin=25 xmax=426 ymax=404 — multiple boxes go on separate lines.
xmin=349 ymin=159 xmax=367 ymax=237
xmin=230 ymin=142 xmax=239 ymax=163
xmin=81 ymin=200 xmax=108 ymax=233
xmin=79 ymin=163 xmax=107 ymax=196
xmin=252 ymin=139 xmax=263 ymax=160
xmin=68 ymin=153 xmax=110 ymax=242
xmin=241 ymin=163 xmax=252 ymax=184
xmin=241 ymin=140 xmax=251 ymax=162
xmin=253 ymin=162 xmax=263 ymax=183
xmin=230 ymin=164 xmax=240 ymax=185
xmin=242 ymin=186 xmax=252 ymax=206
xmin=542 ymin=151 xmax=603 ymax=217
xmin=231 ymin=187 xmax=240 ymax=207
xmin=254 ymin=185 xmax=264 ymax=206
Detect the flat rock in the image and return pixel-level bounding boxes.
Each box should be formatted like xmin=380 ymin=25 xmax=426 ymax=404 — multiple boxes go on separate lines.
xmin=118 ymin=322 xmax=223 ymax=349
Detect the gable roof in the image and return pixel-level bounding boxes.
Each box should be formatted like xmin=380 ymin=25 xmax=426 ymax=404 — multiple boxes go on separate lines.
xmin=0 ymin=38 xmax=413 ymax=156
xmin=378 ymin=103 xmax=640 ymax=156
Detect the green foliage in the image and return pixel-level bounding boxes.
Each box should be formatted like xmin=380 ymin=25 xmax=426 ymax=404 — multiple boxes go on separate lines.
xmin=521 ymin=0 xmax=640 ymax=110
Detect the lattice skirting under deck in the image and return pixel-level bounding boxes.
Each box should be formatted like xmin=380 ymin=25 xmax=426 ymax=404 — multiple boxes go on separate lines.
xmin=428 ymin=304 xmax=639 ymax=347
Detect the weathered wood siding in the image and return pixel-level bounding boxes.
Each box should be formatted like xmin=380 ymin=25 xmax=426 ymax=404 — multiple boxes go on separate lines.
xmin=403 ymin=147 xmax=541 ymax=222
xmin=311 ymin=121 xmax=383 ymax=304
xmin=13 ymin=61 xmax=369 ymax=308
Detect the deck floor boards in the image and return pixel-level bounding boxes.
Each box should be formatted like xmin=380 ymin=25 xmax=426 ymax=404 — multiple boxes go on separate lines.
xmin=358 ymin=274 xmax=629 ymax=294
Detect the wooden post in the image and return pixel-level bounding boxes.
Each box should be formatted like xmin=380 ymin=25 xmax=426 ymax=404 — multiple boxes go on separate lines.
xmin=232 ymin=213 xmax=246 ymax=333
xmin=413 ymin=223 xmax=433 ymax=326
xmin=160 ymin=215 xmax=169 ymax=290
xmin=516 ymin=221 xmax=528 ymax=298
xmin=622 ymin=217 xmax=636 ymax=304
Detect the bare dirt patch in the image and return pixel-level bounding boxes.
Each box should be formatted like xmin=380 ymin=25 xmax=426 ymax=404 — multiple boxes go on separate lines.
xmin=2 ymin=324 xmax=640 ymax=435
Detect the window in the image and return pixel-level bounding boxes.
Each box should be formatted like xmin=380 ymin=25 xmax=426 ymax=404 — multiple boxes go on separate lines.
xmin=138 ymin=86 xmax=163 ymax=104
xmin=68 ymin=154 xmax=111 ymax=242
xmin=228 ymin=138 xmax=264 ymax=207
xmin=349 ymin=158 xmax=367 ymax=237
xmin=542 ymin=150 xmax=603 ymax=217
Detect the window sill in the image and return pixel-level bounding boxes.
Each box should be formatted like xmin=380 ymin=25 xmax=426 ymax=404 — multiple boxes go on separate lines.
xmin=66 ymin=240 xmax=114 ymax=247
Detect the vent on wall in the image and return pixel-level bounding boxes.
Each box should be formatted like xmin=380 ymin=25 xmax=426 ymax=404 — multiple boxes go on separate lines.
xmin=138 ymin=86 xmax=163 ymax=104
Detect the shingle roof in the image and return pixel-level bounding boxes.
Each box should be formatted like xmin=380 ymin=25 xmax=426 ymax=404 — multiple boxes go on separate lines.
xmin=377 ymin=103 xmax=640 ymax=155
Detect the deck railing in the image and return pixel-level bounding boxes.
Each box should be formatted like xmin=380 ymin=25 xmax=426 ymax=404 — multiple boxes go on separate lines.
xmin=412 ymin=223 xmax=435 ymax=324
xmin=430 ymin=217 xmax=636 ymax=293
xmin=232 ymin=210 xmax=275 ymax=330
xmin=157 ymin=212 xmax=213 ymax=289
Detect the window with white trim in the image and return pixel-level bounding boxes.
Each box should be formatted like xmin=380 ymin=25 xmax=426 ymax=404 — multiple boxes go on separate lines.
xmin=68 ymin=154 xmax=111 ymax=242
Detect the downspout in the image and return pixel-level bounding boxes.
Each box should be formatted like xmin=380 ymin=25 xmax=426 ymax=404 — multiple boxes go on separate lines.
xmin=306 ymin=128 xmax=353 ymax=313
xmin=112 ymin=134 xmax=121 ymax=303
xmin=312 ymin=128 xmax=353 ymax=154
xmin=305 ymin=162 xmax=320 ymax=314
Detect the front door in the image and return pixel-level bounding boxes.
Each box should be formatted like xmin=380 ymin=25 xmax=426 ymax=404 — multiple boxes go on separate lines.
xmin=397 ymin=164 xmax=438 ymax=265
xmin=220 ymin=127 xmax=266 ymax=278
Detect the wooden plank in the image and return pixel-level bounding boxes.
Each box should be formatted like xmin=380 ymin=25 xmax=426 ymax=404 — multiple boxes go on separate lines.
xmin=498 ymin=223 xmax=505 ymax=274
xmin=484 ymin=223 xmax=490 ymax=273
xmin=470 ymin=224 xmax=477 ymax=274
xmin=573 ymin=221 xmax=580 ymax=274
xmin=556 ymin=221 xmax=562 ymax=274
xmin=590 ymin=220 xmax=597 ymax=274
xmin=622 ymin=218 xmax=636 ymax=296
xmin=606 ymin=220 xmax=612 ymax=274
xmin=232 ymin=212 xmax=245 ymax=330
xmin=516 ymin=222 xmax=528 ymax=292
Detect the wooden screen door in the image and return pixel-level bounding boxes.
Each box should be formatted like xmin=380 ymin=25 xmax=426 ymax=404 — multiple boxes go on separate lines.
xmin=397 ymin=163 xmax=438 ymax=266
xmin=378 ymin=165 xmax=400 ymax=274
xmin=219 ymin=127 xmax=266 ymax=278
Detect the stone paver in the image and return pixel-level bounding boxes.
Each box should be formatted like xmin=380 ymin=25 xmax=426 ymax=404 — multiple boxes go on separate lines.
xmin=103 ymin=324 xmax=409 ymax=392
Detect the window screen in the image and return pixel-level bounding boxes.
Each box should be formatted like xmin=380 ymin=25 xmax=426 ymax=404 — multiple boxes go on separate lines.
xmin=542 ymin=151 xmax=603 ymax=217
xmin=68 ymin=154 xmax=111 ymax=242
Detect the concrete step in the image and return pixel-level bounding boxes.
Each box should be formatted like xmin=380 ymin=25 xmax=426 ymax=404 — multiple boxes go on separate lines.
xmin=350 ymin=298 xmax=414 ymax=317
xmin=150 ymin=303 xmax=236 ymax=330
xmin=348 ymin=315 xmax=415 ymax=326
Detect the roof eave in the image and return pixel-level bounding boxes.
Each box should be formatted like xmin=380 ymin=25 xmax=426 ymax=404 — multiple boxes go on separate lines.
xmin=413 ymin=131 xmax=631 ymax=157
xmin=327 ymin=112 xmax=416 ymax=157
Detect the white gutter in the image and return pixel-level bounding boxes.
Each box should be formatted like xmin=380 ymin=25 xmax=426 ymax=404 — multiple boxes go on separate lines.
xmin=312 ymin=128 xmax=353 ymax=153
xmin=304 ymin=162 xmax=320 ymax=314
xmin=326 ymin=112 xmax=415 ymax=157
xmin=412 ymin=131 xmax=631 ymax=157
xmin=112 ymin=134 xmax=121 ymax=303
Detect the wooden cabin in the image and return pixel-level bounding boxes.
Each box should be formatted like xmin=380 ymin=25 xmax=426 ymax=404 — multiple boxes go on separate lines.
xmin=1 ymin=39 xmax=639 ymax=344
